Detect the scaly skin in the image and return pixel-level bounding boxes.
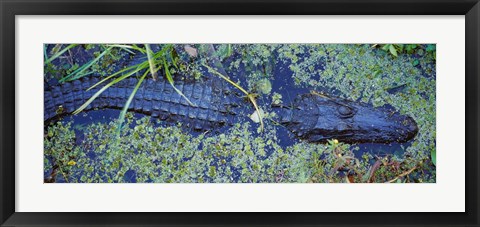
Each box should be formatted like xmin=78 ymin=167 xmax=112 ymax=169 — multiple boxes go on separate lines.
xmin=276 ymin=93 xmax=418 ymax=143
xmin=44 ymin=75 xmax=246 ymax=132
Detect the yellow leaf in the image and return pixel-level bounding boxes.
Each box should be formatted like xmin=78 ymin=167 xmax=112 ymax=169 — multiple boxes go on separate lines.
xmin=67 ymin=160 xmax=76 ymax=166
xmin=184 ymin=45 xmax=198 ymax=58
xmin=249 ymin=109 xmax=264 ymax=123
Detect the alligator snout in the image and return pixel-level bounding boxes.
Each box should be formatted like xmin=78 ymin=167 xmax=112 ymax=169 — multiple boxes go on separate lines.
xmin=275 ymin=93 xmax=419 ymax=144
xmin=393 ymin=113 xmax=418 ymax=142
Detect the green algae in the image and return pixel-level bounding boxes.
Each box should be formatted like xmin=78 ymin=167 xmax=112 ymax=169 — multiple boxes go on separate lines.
xmin=44 ymin=113 xmax=434 ymax=183
xmin=45 ymin=115 xmax=322 ymax=183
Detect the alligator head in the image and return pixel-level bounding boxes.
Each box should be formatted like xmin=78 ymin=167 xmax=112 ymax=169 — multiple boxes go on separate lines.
xmin=276 ymin=93 xmax=418 ymax=144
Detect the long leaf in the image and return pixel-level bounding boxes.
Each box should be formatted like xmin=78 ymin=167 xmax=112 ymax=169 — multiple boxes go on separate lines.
xmin=43 ymin=44 xmax=49 ymax=62
xmin=105 ymin=44 xmax=145 ymax=54
xmin=389 ymin=45 xmax=398 ymax=57
xmin=163 ymin=59 xmax=196 ymax=107
xmin=152 ymin=44 xmax=173 ymax=60
xmin=133 ymin=44 xmax=146 ymax=53
xmin=116 ymin=70 xmax=148 ymax=136
xmin=105 ymin=44 xmax=136 ymax=54
xmin=145 ymin=44 xmax=158 ymax=80
xmin=87 ymin=61 xmax=149 ymax=91
xmin=60 ymin=46 xmax=113 ymax=82
xmin=72 ymin=68 xmax=140 ymax=115
xmin=170 ymin=47 xmax=179 ymax=70
xmin=202 ymin=63 xmax=248 ymax=95
xmin=44 ymin=44 xmax=78 ymax=65
xmin=431 ymin=149 xmax=436 ymax=166
xmin=226 ymin=44 xmax=233 ymax=58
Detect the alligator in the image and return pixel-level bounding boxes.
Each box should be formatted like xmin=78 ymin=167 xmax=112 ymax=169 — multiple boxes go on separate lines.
xmin=44 ymin=71 xmax=418 ymax=144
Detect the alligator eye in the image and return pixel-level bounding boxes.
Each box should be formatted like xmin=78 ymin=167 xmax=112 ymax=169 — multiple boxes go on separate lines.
xmin=338 ymin=106 xmax=354 ymax=117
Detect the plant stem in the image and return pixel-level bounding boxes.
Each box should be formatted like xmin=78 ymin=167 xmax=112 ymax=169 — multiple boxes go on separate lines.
xmin=116 ymin=70 xmax=148 ymax=137
xmin=203 ymin=63 xmax=264 ymax=131
xmin=145 ymin=44 xmax=158 ymax=80
xmin=163 ymin=59 xmax=196 ymax=107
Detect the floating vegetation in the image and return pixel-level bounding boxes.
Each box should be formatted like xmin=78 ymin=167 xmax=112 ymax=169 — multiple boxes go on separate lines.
xmin=44 ymin=44 xmax=436 ymax=183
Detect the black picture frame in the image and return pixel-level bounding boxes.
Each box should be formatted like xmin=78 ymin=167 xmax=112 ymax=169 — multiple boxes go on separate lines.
xmin=1 ymin=0 xmax=479 ymax=226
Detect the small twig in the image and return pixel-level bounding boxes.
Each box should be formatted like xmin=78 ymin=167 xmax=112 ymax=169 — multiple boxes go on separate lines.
xmin=364 ymin=159 xmax=383 ymax=183
xmin=385 ymin=166 xmax=417 ymax=183
xmin=55 ymin=160 xmax=70 ymax=183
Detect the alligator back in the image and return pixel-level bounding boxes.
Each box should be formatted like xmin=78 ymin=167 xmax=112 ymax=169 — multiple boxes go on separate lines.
xmin=44 ymin=74 xmax=247 ymax=131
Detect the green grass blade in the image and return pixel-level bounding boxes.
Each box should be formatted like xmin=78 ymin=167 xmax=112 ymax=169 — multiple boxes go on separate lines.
xmin=226 ymin=44 xmax=233 ymax=58
xmin=431 ymin=148 xmax=436 ymax=166
xmin=170 ymin=47 xmax=179 ymax=69
xmin=389 ymin=45 xmax=398 ymax=57
xmin=104 ymin=44 xmax=136 ymax=55
xmin=44 ymin=44 xmax=48 ymax=62
xmin=163 ymin=59 xmax=196 ymax=107
xmin=72 ymin=68 xmax=139 ymax=115
xmin=145 ymin=44 xmax=158 ymax=80
xmin=116 ymin=70 xmax=148 ymax=136
xmin=118 ymin=47 xmax=136 ymax=55
xmin=202 ymin=63 xmax=248 ymax=95
xmin=87 ymin=61 xmax=149 ymax=91
xmin=104 ymin=44 xmax=146 ymax=54
xmin=132 ymin=44 xmax=146 ymax=53
xmin=152 ymin=44 xmax=172 ymax=60
xmin=44 ymin=44 xmax=78 ymax=65
xmin=60 ymin=46 xmax=113 ymax=82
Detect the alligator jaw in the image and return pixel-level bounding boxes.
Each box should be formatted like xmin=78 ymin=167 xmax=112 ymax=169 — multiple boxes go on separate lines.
xmin=276 ymin=93 xmax=418 ymax=144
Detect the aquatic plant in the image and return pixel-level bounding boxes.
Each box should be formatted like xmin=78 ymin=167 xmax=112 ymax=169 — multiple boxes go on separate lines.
xmin=44 ymin=115 xmax=431 ymax=183
xmin=373 ymin=44 xmax=436 ymax=61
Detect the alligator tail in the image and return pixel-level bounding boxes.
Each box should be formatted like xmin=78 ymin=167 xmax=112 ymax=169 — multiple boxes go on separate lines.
xmin=44 ymin=75 xmax=245 ymax=131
